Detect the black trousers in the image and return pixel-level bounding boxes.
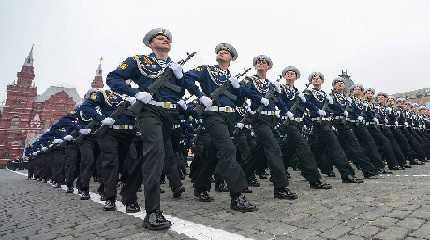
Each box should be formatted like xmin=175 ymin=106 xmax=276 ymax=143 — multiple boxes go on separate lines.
xmin=234 ymin=128 xmax=258 ymax=181
xmin=405 ymin=128 xmax=429 ymax=159
xmin=380 ymin=126 xmax=407 ymax=167
xmin=79 ymin=136 xmax=99 ymax=192
xmin=281 ymin=121 xmax=321 ymax=184
xmin=51 ymin=148 xmax=66 ymax=184
xmin=97 ymin=129 xmax=135 ymax=201
xmin=333 ymin=120 xmax=378 ymax=176
xmin=122 ymin=106 xmax=182 ymax=213
xmin=201 ymin=112 xmax=248 ymax=195
xmin=191 ymin=130 xmax=214 ymax=189
xmin=392 ymin=127 xmax=419 ymax=161
xmin=309 ymin=121 xmax=355 ymax=179
xmin=64 ymin=142 xmax=81 ymax=188
xmin=366 ymin=125 xmax=399 ymax=168
xmin=252 ymin=115 xmax=288 ymax=189
xmin=352 ymin=124 xmax=385 ymax=170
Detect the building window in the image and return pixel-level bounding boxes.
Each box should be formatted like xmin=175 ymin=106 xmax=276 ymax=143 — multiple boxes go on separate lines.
xmin=10 ymin=116 xmax=20 ymax=129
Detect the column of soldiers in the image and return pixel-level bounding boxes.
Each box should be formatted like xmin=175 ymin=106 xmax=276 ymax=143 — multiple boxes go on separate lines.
xmin=23 ymin=28 xmax=430 ymax=231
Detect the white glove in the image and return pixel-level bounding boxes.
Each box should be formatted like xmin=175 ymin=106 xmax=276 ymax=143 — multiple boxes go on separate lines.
xmin=168 ymin=62 xmax=184 ymax=79
xmin=271 ymin=81 xmax=281 ymax=93
xmin=327 ymin=95 xmax=334 ymax=104
xmin=298 ymin=92 xmax=306 ymax=102
xmin=64 ymin=135 xmax=73 ymax=141
xmin=49 ymin=144 xmax=53 ymax=148
xmin=275 ymin=111 xmax=280 ymax=118
xmin=125 ymin=96 xmax=136 ymax=105
xmin=373 ymin=118 xmax=379 ymax=124
xmin=357 ymin=116 xmax=364 ymax=122
xmin=384 ymin=118 xmax=389 ymax=124
xmin=79 ymin=129 xmax=91 ymax=135
xmin=405 ymin=122 xmax=409 ymax=127
xmin=41 ymin=147 xmax=48 ymax=152
xmin=32 ymin=152 xmax=37 ymax=156
xmin=286 ymin=111 xmax=294 ymax=119
xmin=236 ymin=123 xmax=244 ymax=129
xmin=135 ymin=92 xmax=152 ymax=104
xmin=260 ymin=97 xmax=269 ymax=106
xmin=229 ymin=76 xmax=240 ymax=89
xmin=386 ymin=107 xmax=392 ymax=113
xmin=346 ymin=97 xmax=352 ymax=103
xmin=177 ymin=100 xmax=187 ymax=110
xmin=53 ymin=139 xmax=63 ymax=144
xmin=318 ymin=110 xmax=326 ymax=116
xmin=395 ymin=121 xmax=399 ymax=126
xmin=101 ymin=117 xmax=115 ymax=126
xmin=344 ymin=111 xmax=349 ymax=117
xmin=199 ymin=96 xmax=213 ymax=108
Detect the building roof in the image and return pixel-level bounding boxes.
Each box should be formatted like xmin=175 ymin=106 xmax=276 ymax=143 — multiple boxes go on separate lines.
xmin=36 ymin=86 xmax=82 ymax=104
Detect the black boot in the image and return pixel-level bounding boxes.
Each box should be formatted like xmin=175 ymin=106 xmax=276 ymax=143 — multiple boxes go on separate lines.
xmin=143 ymin=210 xmax=171 ymax=230
xmin=325 ymin=171 xmax=336 ymax=177
xmin=342 ymin=175 xmax=364 ymax=183
xmin=274 ymin=187 xmax=298 ymax=200
xmin=310 ymin=181 xmax=332 ymax=190
xmin=172 ymin=185 xmax=185 ymax=198
xmin=80 ymin=191 xmax=90 ymax=200
xmin=104 ymin=200 xmax=116 ymax=211
xmin=242 ymin=187 xmax=252 ymax=193
xmin=100 ymin=194 xmax=106 ymax=201
xmin=194 ymin=190 xmax=214 ymax=202
xmin=230 ymin=194 xmax=258 ymax=212
xmin=125 ymin=202 xmax=140 ymax=213
xmin=66 ymin=186 xmax=74 ymax=193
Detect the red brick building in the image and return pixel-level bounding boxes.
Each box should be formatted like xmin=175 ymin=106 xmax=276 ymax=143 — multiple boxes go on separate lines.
xmin=0 ymin=46 xmax=103 ymax=166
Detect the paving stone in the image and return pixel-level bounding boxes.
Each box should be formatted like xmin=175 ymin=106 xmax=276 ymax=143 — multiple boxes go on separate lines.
xmin=373 ymin=227 xmax=410 ymax=240
xmin=408 ymin=222 xmax=430 ymax=239
xmin=369 ymin=217 xmax=398 ymax=227
xmin=319 ymin=225 xmax=352 ymax=239
xmin=396 ymin=217 xmax=425 ymax=230
xmin=349 ymin=224 xmax=380 ymax=238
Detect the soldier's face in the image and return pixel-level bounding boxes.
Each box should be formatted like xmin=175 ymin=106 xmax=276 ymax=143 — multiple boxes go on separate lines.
xmin=334 ymin=81 xmax=345 ymax=92
xmin=255 ymin=60 xmax=269 ymax=72
xmin=149 ymin=35 xmax=171 ymax=52
xmin=311 ymin=76 xmax=323 ymax=88
xmin=284 ymin=71 xmax=297 ymax=82
xmin=216 ymin=50 xmax=232 ymax=63
xmin=352 ymin=87 xmax=363 ymax=97
xmin=365 ymin=91 xmax=374 ymax=99
xmin=387 ymin=98 xmax=395 ymax=106
xmin=377 ymin=96 xmax=386 ymax=104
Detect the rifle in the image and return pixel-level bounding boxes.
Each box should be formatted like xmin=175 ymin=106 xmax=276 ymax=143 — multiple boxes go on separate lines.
xmin=129 ymin=52 xmax=197 ymax=115
xmin=95 ymin=101 xmax=131 ymax=136
xmin=194 ymin=67 xmax=252 ymax=114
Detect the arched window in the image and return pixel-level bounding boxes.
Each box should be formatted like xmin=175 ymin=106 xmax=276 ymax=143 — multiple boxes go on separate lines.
xmin=10 ymin=116 xmax=20 ymax=129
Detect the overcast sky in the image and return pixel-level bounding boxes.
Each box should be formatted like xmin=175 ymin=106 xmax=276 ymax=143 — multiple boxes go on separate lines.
xmin=1 ymin=0 xmax=429 ymax=102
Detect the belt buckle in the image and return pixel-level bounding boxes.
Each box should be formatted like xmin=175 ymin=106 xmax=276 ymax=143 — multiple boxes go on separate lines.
xmin=163 ymin=102 xmax=172 ymax=109
xmin=225 ymin=106 xmax=232 ymax=112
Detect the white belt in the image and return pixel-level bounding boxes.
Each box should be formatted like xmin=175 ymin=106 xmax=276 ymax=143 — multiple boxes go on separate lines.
xmin=312 ymin=117 xmax=331 ymax=121
xmin=149 ymin=100 xmax=176 ymax=109
xmin=282 ymin=116 xmax=303 ymax=122
xmin=244 ymin=124 xmax=252 ymax=129
xmin=365 ymin=122 xmax=376 ymax=126
xmin=205 ymin=106 xmax=235 ymax=113
xmin=259 ymin=110 xmax=280 ymax=116
xmin=173 ymin=124 xmax=181 ymax=129
xmin=110 ymin=125 xmax=134 ymax=130
xmin=334 ymin=116 xmax=345 ymax=120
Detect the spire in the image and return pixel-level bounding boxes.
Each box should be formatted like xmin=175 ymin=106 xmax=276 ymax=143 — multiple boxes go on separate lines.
xmin=91 ymin=57 xmax=104 ymax=89
xmin=24 ymin=44 xmax=35 ymax=66
xmin=96 ymin=57 xmax=103 ymax=76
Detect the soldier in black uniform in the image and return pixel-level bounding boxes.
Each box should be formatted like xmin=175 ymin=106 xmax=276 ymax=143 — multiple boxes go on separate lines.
xmin=305 ymin=72 xmax=363 ymax=183
xmin=182 ymin=43 xmax=258 ymax=211
xmin=106 ymin=28 xmax=202 ymax=230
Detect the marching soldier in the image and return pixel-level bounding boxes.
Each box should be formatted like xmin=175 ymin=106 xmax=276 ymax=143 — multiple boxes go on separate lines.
xmin=305 ymin=72 xmax=363 ymax=183
xmin=106 ymin=28 xmax=201 ymax=230
xmin=182 ymin=43 xmax=258 ymax=211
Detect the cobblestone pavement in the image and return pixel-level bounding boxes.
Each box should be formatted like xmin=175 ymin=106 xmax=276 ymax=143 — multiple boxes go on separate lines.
xmin=1 ymin=164 xmax=430 ymax=240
